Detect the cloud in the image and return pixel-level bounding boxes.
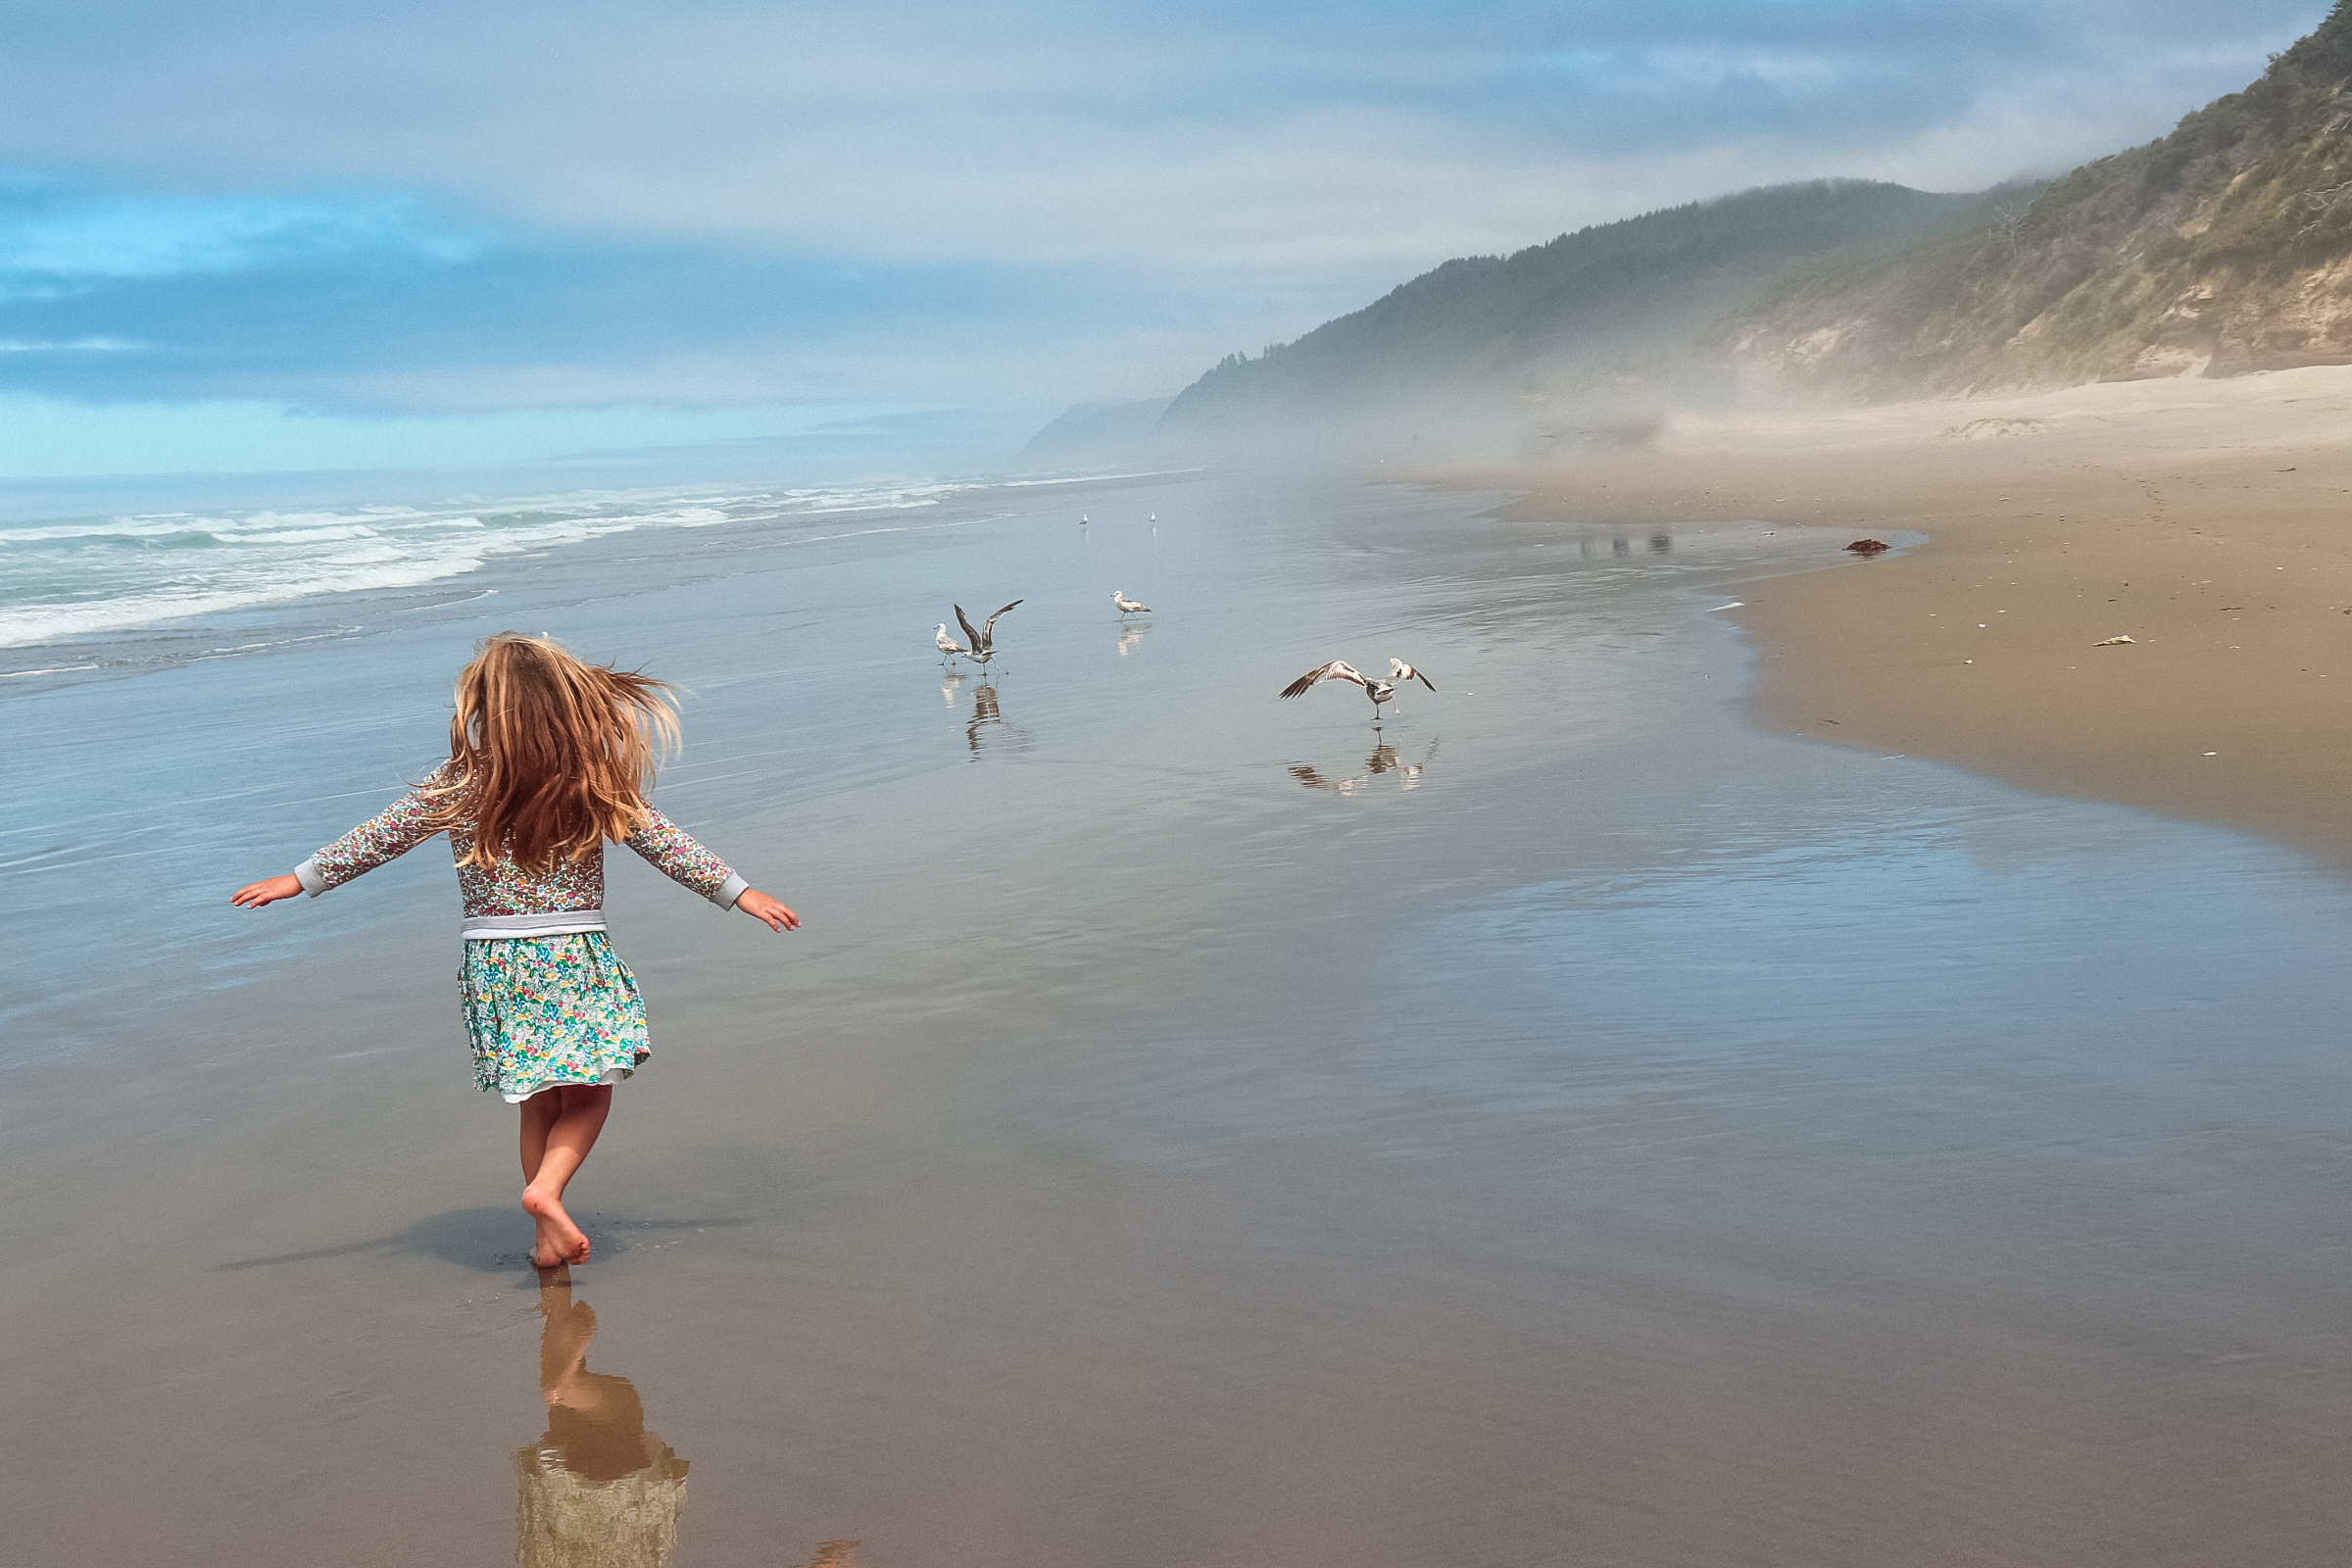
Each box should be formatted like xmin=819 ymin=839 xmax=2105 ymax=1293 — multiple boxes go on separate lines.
xmin=0 ymin=1 xmax=2324 ymax=270
xmin=0 ymin=0 xmax=2331 ymax=474
xmin=0 ymin=178 xmax=481 ymax=297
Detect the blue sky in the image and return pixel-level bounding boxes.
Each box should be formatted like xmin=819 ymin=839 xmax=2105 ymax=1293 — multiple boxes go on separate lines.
xmin=0 ymin=0 xmax=2330 ymax=479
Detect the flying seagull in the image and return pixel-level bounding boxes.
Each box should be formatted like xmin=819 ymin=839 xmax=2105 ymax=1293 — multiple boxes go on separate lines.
xmin=955 ymin=599 xmax=1023 ymax=672
xmin=1281 ymin=660 xmax=1405 ymax=719
xmin=935 ymin=623 xmax=967 ymax=665
xmin=1112 ymin=590 xmax=1152 ymax=615
xmin=1388 ymin=659 xmax=1436 ymax=692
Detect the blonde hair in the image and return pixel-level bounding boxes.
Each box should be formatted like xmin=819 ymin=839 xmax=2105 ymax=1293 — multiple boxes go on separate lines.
xmin=425 ymin=633 xmax=680 ymax=872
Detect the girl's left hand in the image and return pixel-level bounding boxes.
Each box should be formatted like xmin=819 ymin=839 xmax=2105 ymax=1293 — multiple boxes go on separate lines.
xmin=736 ymin=889 xmax=800 ymax=932
xmin=231 ymin=873 xmax=304 ymax=908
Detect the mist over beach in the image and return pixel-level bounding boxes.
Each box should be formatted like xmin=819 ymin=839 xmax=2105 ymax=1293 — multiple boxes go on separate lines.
xmin=11 ymin=4 xmax=2352 ymax=1565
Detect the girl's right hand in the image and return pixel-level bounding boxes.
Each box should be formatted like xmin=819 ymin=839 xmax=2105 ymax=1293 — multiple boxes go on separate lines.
xmin=231 ymin=874 xmax=304 ymax=908
xmin=736 ymin=889 xmax=800 ymax=932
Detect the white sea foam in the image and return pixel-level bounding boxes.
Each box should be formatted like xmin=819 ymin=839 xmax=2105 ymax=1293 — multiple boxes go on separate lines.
xmin=0 ymin=475 xmax=1022 ymax=648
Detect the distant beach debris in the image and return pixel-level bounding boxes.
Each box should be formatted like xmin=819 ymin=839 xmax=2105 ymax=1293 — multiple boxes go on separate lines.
xmin=2095 ymin=634 xmax=2137 ymax=646
xmin=1941 ymin=417 xmax=2047 ymax=440
xmin=1845 ymin=538 xmax=1891 ymax=555
xmin=1111 ymin=590 xmax=1152 ymax=615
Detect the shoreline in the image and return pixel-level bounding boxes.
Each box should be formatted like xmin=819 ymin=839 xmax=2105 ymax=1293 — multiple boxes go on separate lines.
xmin=1439 ymin=366 xmax=2352 ymax=875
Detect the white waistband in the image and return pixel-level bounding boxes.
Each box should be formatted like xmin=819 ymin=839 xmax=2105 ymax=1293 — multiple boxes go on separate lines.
xmin=462 ymin=909 xmax=608 ymax=941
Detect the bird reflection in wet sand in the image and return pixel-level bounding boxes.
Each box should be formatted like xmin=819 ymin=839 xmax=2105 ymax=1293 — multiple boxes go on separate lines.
xmin=1288 ymin=738 xmax=1438 ymax=794
xmin=515 ymin=1266 xmax=688 ymax=1568
xmin=1117 ymin=621 xmax=1147 ymax=657
xmin=941 ymin=669 xmax=965 ymax=706
xmin=967 ymin=683 xmax=1002 ymax=755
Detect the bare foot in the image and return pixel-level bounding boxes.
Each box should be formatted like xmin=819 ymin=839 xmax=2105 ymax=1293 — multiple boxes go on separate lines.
xmin=522 ymin=1186 xmax=590 ymax=1264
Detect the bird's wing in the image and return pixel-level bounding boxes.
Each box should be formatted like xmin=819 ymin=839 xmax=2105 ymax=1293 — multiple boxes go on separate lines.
xmin=1280 ymin=661 xmax=1364 ymax=698
xmin=980 ymin=599 xmax=1023 ymax=646
xmin=955 ymin=604 xmax=984 ymax=650
xmin=1410 ymin=666 xmax=1436 ymax=691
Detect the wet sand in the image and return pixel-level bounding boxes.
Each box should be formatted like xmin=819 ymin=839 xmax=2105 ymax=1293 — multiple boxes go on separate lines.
xmin=14 ymin=470 xmax=2352 ymax=1564
xmin=1469 ymin=364 xmax=2352 ymax=870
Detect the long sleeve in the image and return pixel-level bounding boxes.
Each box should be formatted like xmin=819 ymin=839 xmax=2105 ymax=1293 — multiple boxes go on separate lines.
xmin=621 ymin=807 xmax=748 ymax=909
xmin=295 ymin=778 xmax=448 ymax=896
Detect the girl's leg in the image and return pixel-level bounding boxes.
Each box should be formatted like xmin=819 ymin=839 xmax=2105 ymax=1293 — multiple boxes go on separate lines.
xmin=519 ymin=1085 xmax=612 ymax=1266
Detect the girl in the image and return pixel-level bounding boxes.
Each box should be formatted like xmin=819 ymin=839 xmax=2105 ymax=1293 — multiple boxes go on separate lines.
xmin=231 ymin=634 xmax=796 ymax=1268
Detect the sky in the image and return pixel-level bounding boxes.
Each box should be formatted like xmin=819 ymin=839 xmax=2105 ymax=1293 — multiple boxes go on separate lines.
xmin=0 ymin=0 xmax=2332 ymax=479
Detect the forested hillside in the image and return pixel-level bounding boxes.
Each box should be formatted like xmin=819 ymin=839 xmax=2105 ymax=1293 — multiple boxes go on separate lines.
xmin=1733 ymin=0 xmax=2352 ymax=396
xmin=1155 ymin=179 xmax=1995 ymax=445
xmin=1109 ymin=2 xmax=2352 ymax=458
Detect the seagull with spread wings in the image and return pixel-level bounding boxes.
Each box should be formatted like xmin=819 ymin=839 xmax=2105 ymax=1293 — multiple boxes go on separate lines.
xmin=1280 ymin=659 xmax=1412 ymax=720
xmin=955 ymin=599 xmax=1023 ymax=672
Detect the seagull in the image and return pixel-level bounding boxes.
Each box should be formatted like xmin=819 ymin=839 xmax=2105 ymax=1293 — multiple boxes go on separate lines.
xmin=1388 ymin=659 xmax=1437 ymax=692
xmin=935 ymin=623 xmax=967 ymax=665
xmin=1280 ymin=660 xmax=1399 ymax=719
xmin=1081 ymin=514 xmax=1090 ymax=525
xmin=1112 ymin=590 xmax=1152 ymax=615
xmin=954 ymin=599 xmax=1022 ymax=673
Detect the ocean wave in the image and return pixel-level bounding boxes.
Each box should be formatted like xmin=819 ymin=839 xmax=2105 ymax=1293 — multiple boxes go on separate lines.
xmin=0 ymin=476 xmax=998 ymax=648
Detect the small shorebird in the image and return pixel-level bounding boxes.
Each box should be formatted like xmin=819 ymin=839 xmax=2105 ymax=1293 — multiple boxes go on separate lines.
xmin=935 ymin=623 xmax=967 ymax=665
xmin=1281 ymin=660 xmax=1397 ymax=719
xmin=1388 ymin=659 xmax=1436 ymax=692
xmin=1112 ymin=590 xmax=1152 ymax=615
xmin=954 ymin=599 xmax=1022 ymax=673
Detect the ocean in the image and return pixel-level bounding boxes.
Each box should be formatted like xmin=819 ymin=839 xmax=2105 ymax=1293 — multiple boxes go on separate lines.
xmin=9 ymin=465 xmax=2352 ymax=1564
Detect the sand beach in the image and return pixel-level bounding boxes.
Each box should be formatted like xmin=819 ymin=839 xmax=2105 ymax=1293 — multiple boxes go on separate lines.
xmin=1471 ymin=364 xmax=2352 ymax=871
xmin=13 ymin=465 xmax=2352 ymax=1563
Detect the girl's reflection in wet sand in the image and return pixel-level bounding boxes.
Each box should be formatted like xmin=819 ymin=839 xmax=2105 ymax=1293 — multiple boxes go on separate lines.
xmin=515 ymin=1267 xmax=689 ymax=1568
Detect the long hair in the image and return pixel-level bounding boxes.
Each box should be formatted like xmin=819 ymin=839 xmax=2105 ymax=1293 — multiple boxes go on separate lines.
xmin=425 ymin=634 xmax=680 ymax=871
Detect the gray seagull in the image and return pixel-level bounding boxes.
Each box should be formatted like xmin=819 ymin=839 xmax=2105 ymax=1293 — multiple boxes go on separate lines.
xmin=955 ymin=599 xmax=1023 ymax=672
xmin=1281 ymin=659 xmax=1415 ymax=720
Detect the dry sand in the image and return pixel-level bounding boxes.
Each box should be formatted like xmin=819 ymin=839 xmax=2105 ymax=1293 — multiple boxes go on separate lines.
xmin=1464 ymin=366 xmax=2352 ymax=872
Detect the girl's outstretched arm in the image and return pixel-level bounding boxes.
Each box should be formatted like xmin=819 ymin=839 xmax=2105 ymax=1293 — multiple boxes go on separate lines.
xmin=735 ymin=889 xmax=800 ymax=932
xmin=231 ymin=874 xmax=305 ymax=907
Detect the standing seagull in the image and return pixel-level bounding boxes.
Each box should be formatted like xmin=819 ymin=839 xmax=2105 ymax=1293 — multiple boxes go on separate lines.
xmin=935 ymin=623 xmax=968 ymax=665
xmin=1281 ymin=660 xmax=1400 ymax=719
xmin=954 ymin=599 xmax=1023 ymax=673
xmin=1388 ymin=659 xmax=1437 ymax=692
xmin=1111 ymin=590 xmax=1152 ymax=615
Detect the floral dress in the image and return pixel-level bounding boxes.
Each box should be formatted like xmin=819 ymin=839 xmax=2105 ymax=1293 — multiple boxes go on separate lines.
xmin=296 ymin=767 xmax=748 ymax=1102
